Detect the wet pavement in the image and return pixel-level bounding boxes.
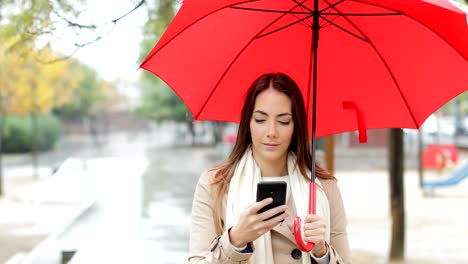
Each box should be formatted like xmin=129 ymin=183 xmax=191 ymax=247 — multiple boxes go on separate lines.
xmin=0 ymin=124 xmax=221 ymax=264
xmin=1 ymin=124 xmax=468 ymax=264
xmin=338 ymin=169 xmax=468 ymax=264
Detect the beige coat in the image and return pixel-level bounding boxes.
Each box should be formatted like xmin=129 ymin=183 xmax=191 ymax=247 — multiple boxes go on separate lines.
xmin=189 ymin=169 xmax=351 ymax=264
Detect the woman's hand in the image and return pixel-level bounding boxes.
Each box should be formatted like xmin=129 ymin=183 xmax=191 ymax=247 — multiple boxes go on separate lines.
xmin=229 ymin=198 xmax=288 ymax=248
xmin=304 ymin=214 xmax=328 ymax=257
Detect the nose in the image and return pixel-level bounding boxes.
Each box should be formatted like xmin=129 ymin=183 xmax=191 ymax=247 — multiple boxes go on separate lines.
xmin=266 ymin=121 xmax=278 ymax=138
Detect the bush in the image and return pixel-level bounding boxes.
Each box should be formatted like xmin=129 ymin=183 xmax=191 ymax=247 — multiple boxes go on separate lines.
xmin=1 ymin=114 xmax=62 ymax=153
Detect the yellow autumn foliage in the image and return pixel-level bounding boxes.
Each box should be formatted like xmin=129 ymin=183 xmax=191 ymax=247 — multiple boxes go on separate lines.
xmin=0 ymin=38 xmax=81 ymax=115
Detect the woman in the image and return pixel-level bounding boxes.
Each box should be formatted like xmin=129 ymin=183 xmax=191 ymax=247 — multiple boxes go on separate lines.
xmin=189 ymin=73 xmax=350 ymax=263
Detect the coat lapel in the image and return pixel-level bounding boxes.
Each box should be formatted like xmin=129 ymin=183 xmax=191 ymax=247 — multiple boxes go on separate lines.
xmin=272 ymin=195 xmax=298 ymax=245
xmin=272 ymin=220 xmax=297 ymax=244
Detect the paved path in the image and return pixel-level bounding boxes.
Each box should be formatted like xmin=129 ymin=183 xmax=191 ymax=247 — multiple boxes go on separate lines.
xmin=337 ymin=169 xmax=468 ymax=264
xmin=1 ymin=127 xmax=467 ymax=264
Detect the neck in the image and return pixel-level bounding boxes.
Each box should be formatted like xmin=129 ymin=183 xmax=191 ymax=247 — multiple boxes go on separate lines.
xmin=253 ymin=154 xmax=288 ymax=177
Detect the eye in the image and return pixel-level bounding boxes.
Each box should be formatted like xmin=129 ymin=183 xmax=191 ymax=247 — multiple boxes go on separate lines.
xmin=278 ymin=121 xmax=291 ymax=125
xmin=254 ymin=119 xmax=266 ymax=123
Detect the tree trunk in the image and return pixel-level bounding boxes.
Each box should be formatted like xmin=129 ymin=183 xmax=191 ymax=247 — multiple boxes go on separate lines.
xmin=389 ymin=128 xmax=405 ymax=260
xmin=212 ymin=121 xmax=225 ymax=145
xmin=418 ymin=131 xmax=423 ymax=189
xmin=0 ymin=114 xmax=4 ymax=196
xmin=89 ymin=115 xmax=101 ymax=149
xmin=31 ymin=112 xmax=39 ymax=179
xmin=186 ymin=119 xmax=195 ymax=145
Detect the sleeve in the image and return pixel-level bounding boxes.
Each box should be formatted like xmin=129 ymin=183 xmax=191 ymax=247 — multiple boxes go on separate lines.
xmin=229 ymin=239 xmax=253 ymax=253
xmin=310 ymin=249 xmax=330 ymax=264
xmin=188 ymin=170 xmax=254 ymax=264
xmin=326 ymin=180 xmax=352 ymax=264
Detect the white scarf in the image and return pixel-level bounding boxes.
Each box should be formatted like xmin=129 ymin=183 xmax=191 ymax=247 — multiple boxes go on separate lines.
xmin=225 ymin=148 xmax=330 ymax=264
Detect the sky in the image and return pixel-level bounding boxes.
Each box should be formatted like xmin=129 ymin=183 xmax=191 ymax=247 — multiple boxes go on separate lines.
xmin=53 ymin=0 xmax=148 ymax=83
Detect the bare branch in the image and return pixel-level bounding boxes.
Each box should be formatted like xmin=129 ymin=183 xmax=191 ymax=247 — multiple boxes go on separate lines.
xmin=51 ymin=0 xmax=147 ymax=30
xmin=53 ymin=10 xmax=97 ymax=29
xmin=112 ymin=0 xmax=146 ymax=24
xmin=55 ymin=0 xmax=147 ymax=59
xmin=27 ymin=0 xmax=147 ymax=63
xmin=74 ymin=36 xmax=103 ymax=48
xmin=35 ymin=35 xmax=103 ymax=64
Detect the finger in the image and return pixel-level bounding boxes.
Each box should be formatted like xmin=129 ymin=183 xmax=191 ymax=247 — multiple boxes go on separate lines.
xmin=259 ymin=205 xmax=287 ymax=221
xmin=248 ymin=198 xmax=273 ymax=214
xmin=304 ymin=221 xmax=326 ymax=230
xmin=304 ymin=235 xmax=325 ymax=243
xmin=304 ymin=214 xmax=322 ymax=223
xmin=263 ymin=211 xmax=288 ymax=229
xmin=304 ymin=227 xmax=326 ymax=237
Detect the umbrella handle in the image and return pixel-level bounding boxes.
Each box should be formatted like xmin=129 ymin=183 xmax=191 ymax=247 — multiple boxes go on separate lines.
xmin=293 ymin=181 xmax=316 ymax=252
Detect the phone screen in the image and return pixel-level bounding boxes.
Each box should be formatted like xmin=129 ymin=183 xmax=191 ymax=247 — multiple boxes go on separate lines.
xmin=256 ymin=181 xmax=287 ymax=217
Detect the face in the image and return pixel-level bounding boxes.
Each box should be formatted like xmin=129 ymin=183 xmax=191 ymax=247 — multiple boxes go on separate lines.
xmin=250 ymin=87 xmax=294 ymax=165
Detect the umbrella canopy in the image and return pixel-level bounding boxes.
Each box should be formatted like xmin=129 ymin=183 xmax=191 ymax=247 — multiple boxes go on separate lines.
xmin=140 ymin=0 xmax=468 ymax=139
xmin=140 ymin=0 xmax=468 ymax=252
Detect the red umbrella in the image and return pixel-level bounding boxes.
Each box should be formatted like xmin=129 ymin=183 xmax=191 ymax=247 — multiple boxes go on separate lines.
xmin=140 ymin=0 xmax=468 ymax=251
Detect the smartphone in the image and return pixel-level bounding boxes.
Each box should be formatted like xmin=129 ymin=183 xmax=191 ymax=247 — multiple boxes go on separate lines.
xmin=256 ymin=181 xmax=287 ymax=219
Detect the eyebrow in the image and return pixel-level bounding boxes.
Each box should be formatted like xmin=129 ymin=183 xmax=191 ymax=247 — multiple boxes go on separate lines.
xmin=253 ymin=110 xmax=292 ymax=117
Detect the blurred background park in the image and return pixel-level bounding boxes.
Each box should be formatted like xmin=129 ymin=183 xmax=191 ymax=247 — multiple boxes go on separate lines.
xmin=0 ymin=0 xmax=467 ymax=263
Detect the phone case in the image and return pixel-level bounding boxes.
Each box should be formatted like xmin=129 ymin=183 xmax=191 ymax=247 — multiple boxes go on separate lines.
xmin=256 ymin=181 xmax=287 ymax=216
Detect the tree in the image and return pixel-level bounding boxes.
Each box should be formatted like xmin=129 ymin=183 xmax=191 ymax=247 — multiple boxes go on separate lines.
xmin=55 ymin=61 xmax=110 ymax=118
xmin=389 ymin=128 xmax=405 ymax=260
xmin=0 ymin=0 xmax=145 ymax=195
xmin=137 ymin=0 xmax=179 ymax=120
xmin=137 ymin=1 xmax=230 ymax=145
xmin=388 ymin=1 xmax=466 ymax=254
xmin=0 ymin=38 xmax=80 ymax=195
xmin=137 ymin=1 xmax=199 ymax=141
xmin=54 ymin=60 xmax=112 ymax=147
xmin=137 ymin=73 xmax=189 ymax=123
xmin=138 ymin=0 xmax=187 ymax=124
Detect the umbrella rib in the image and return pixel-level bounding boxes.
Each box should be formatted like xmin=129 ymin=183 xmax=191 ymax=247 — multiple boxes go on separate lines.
xmin=230 ymin=6 xmax=311 ymax=15
xmin=351 ymin=0 xmax=468 ymax=62
xmin=292 ymin=0 xmax=313 ymax=12
xmin=257 ymin=14 xmax=313 ymax=38
xmin=140 ymin=0 xmax=259 ymax=67
xmin=320 ymin=12 xmax=400 ymax=16
xmin=291 ymin=0 xmax=313 ymax=27
xmin=293 ymin=0 xmax=395 ymax=17
xmin=321 ymin=0 xmax=346 ymax=13
xmin=195 ymin=0 xmax=310 ymax=119
xmin=232 ymin=6 xmax=400 ymax=16
xmin=320 ymin=15 xmax=368 ymax=42
xmin=291 ymin=0 xmax=313 ymax=26
xmin=322 ymin=0 xmax=419 ymax=127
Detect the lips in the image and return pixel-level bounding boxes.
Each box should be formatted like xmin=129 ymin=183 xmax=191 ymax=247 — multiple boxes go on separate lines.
xmin=264 ymin=143 xmax=279 ymax=147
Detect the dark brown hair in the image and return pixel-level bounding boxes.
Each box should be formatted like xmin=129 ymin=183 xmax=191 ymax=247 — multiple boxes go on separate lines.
xmin=210 ymin=72 xmax=333 ymax=234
